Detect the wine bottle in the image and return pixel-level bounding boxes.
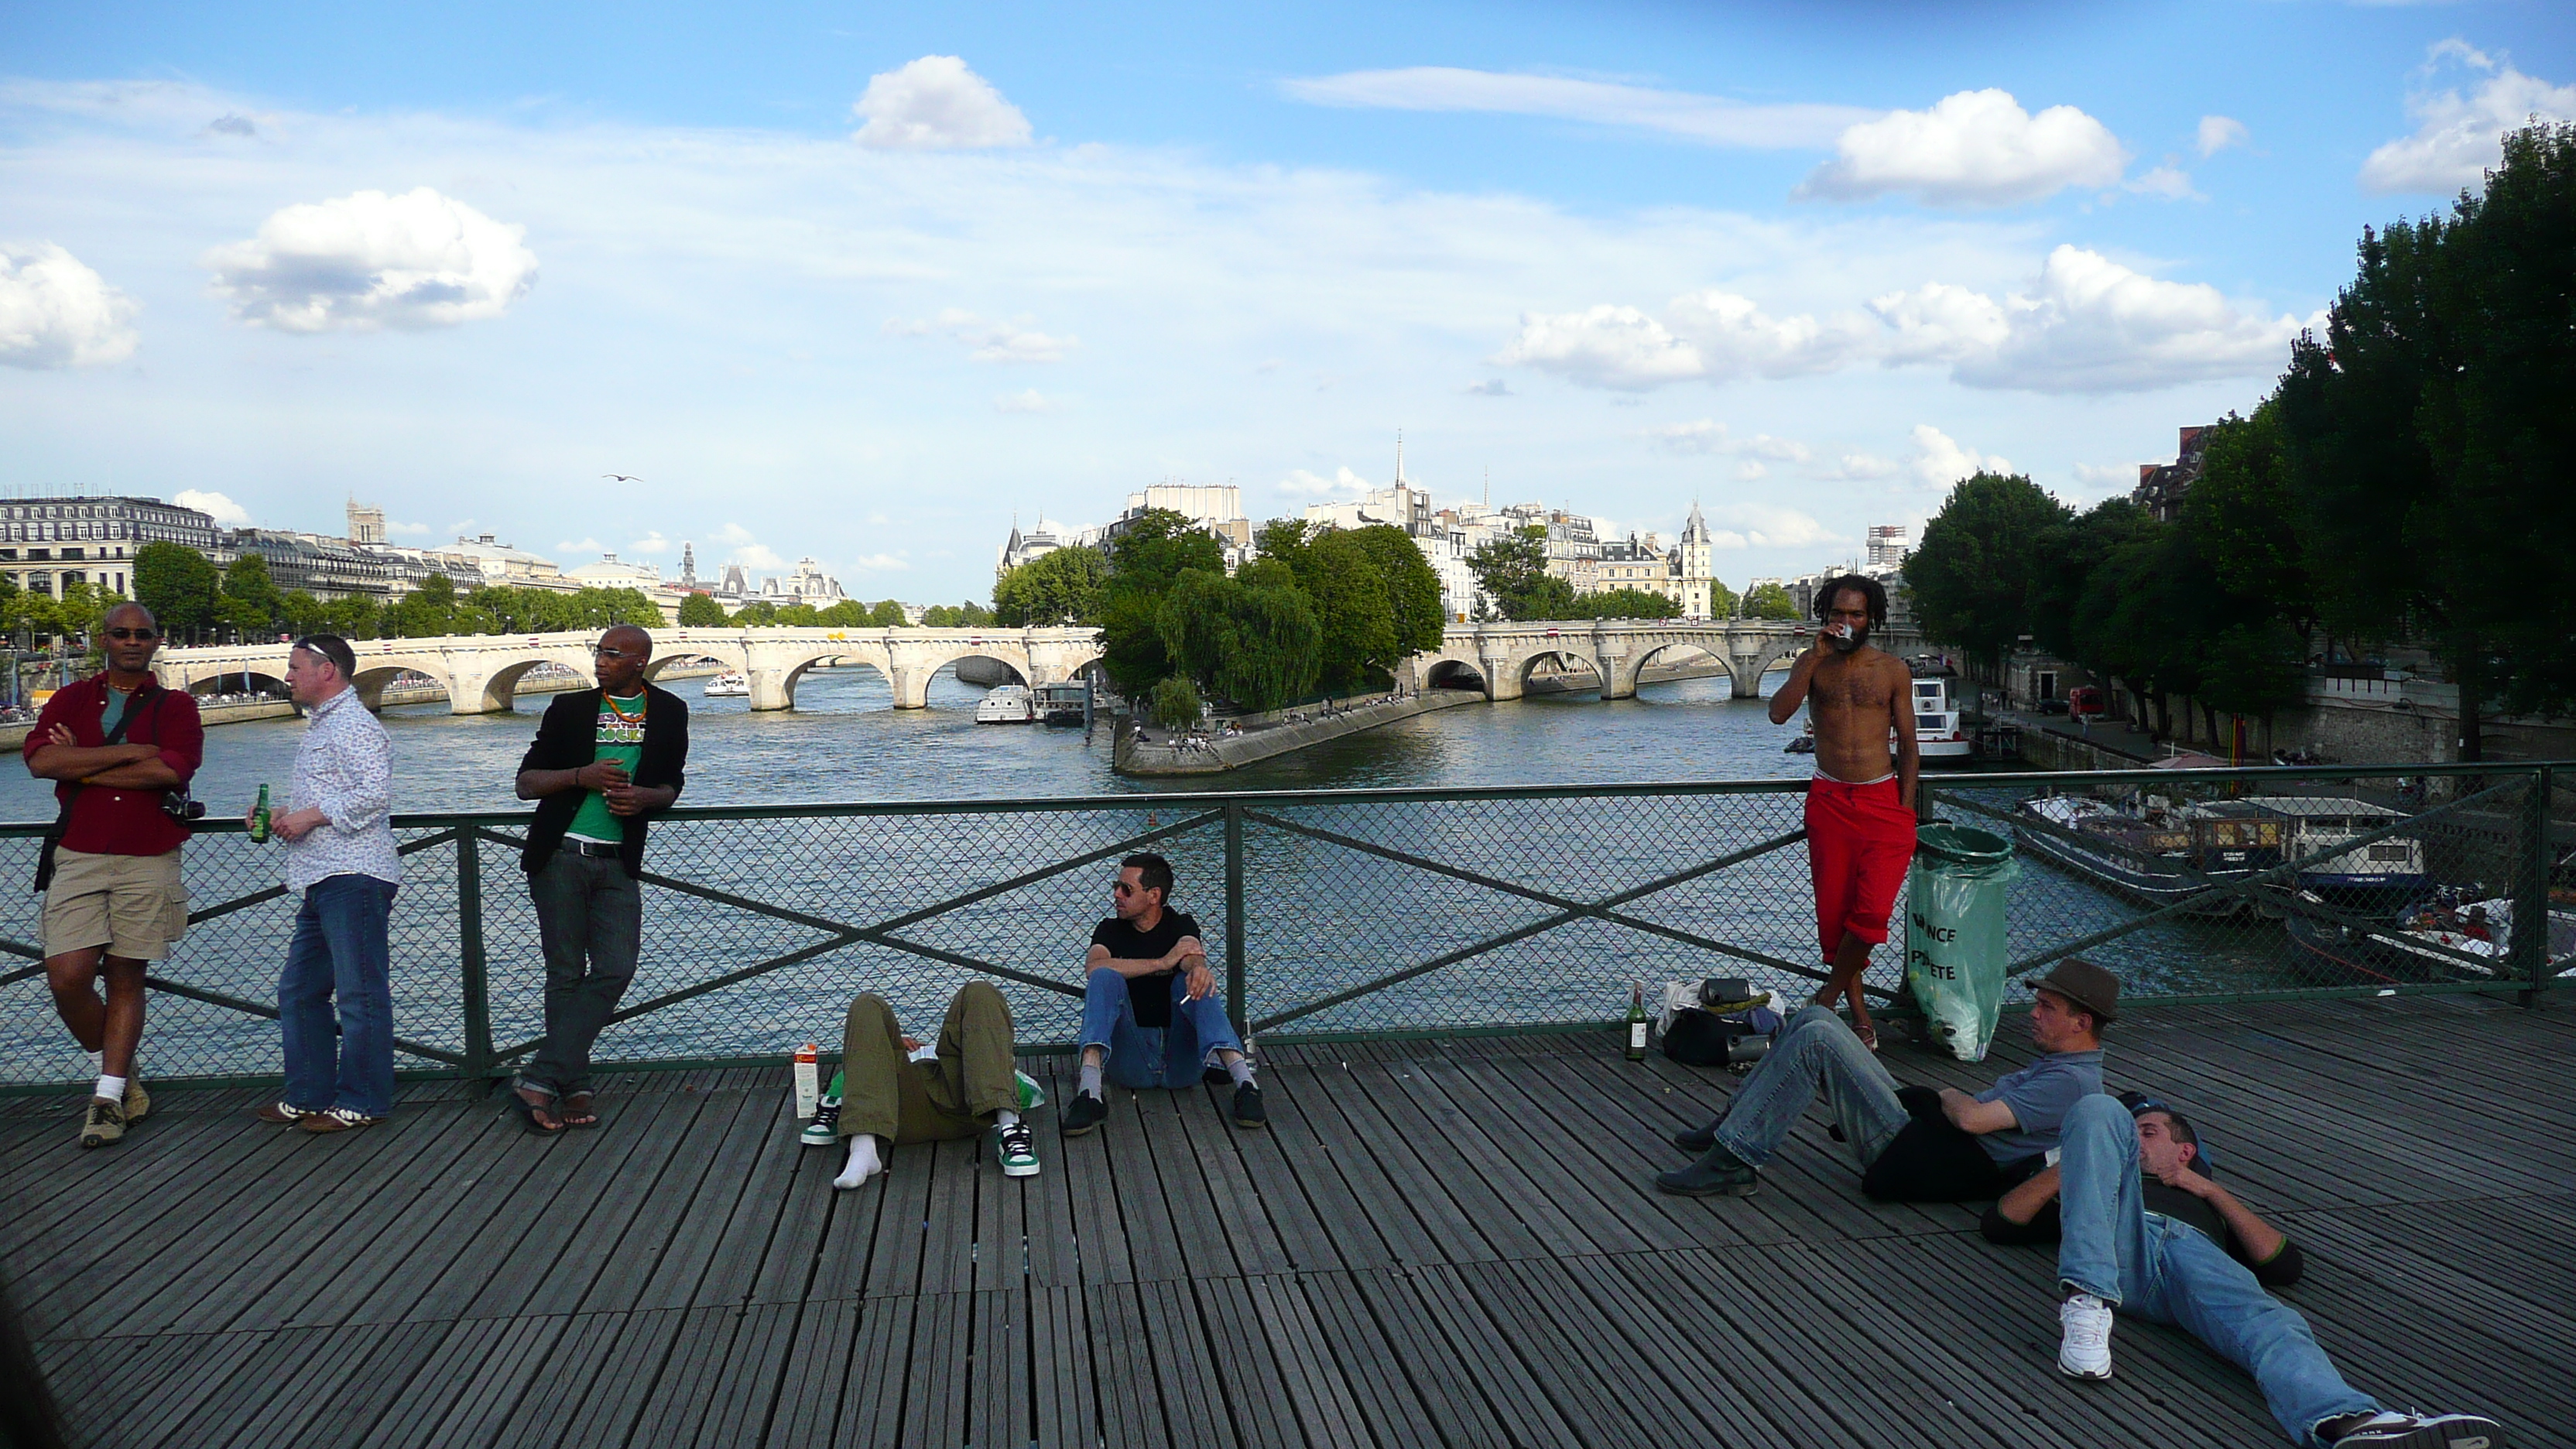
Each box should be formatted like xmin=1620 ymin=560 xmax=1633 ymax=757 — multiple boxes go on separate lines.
xmin=248 ymin=783 xmax=271 ymax=843
xmin=1625 ymin=983 xmax=1649 ymax=1061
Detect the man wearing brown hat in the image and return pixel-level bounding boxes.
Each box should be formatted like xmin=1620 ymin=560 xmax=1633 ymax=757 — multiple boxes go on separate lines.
xmin=1657 ymin=959 xmax=2116 ymax=1201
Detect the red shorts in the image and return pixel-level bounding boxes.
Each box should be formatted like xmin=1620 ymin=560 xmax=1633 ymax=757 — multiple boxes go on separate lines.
xmin=1804 ymin=776 xmax=1918 ymax=957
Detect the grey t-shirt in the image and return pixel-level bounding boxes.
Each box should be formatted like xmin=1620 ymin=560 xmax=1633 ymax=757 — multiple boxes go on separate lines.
xmin=1973 ymin=1049 xmax=2104 ymax=1163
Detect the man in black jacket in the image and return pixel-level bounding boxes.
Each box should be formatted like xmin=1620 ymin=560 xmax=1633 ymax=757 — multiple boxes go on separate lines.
xmin=509 ymin=624 xmax=687 ymax=1132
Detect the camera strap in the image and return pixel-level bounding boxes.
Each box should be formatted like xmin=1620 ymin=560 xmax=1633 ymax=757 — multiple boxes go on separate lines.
xmin=33 ymin=680 xmax=165 ymax=894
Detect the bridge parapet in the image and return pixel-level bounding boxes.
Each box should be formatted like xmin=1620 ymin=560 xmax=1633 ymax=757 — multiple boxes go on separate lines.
xmin=1413 ymin=620 xmax=1924 ymax=702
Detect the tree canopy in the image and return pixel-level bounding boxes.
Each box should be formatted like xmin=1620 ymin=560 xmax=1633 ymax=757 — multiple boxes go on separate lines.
xmin=992 ymin=546 xmax=1108 ymax=626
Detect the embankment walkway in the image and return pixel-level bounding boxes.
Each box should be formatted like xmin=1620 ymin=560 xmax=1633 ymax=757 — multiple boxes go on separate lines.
xmin=1116 ymin=690 xmax=1482 ymax=776
xmin=8 ymin=995 xmax=2563 ymax=1448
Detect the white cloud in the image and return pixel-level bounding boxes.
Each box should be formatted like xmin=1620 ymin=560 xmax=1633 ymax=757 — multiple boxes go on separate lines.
xmin=1740 ymin=433 xmax=1812 ymax=463
xmin=886 ymin=308 xmax=1075 ymax=364
xmin=386 ymin=519 xmax=429 ymax=536
xmin=202 ymin=187 xmax=536 ymax=332
xmin=1279 ymin=68 xmax=1873 ymax=149
xmin=2360 ymin=42 xmax=2576 ymax=194
xmin=173 ymin=488 xmax=252 ymax=526
xmin=629 ymin=532 xmax=671 ymax=554
xmin=994 ymin=389 xmax=1052 ymax=413
xmin=848 ymin=553 xmax=912 ymax=570
xmin=1643 ymin=419 xmax=1728 ymax=454
xmin=731 ymin=543 xmax=789 ymax=570
xmin=1822 ymin=453 xmax=1900 ymax=481
xmin=1708 ymin=502 xmax=1839 ymax=549
xmin=851 ymin=56 xmax=1033 ymax=151
xmin=1278 ymin=466 xmax=1373 ymax=497
xmin=1511 ymin=245 xmax=2305 ymax=396
xmin=557 ymin=536 xmax=608 ymax=554
xmin=2196 ymin=115 xmax=2250 ymax=158
xmin=1489 ymin=304 xmax=1703 ymax=391
xmin=0 ymin=244 xmax=139 ymax=368
xmin=1732 ymin=460 xmax=1768 ymax=481
xmin=711 ymin=522 xmax=758 ymax=547
xmin=2073 ymin=462 xmax=2136 ymax=488
xmin=1464 ymin=378 xmax=1511 ymax=396
xmin=2124 ymin=162 xmax=2201 ymax=201
xmin=1798 ymin=89 xmax=2127 ymax=207
xmin=1909 ymin=424 xmax=2011 ymax=488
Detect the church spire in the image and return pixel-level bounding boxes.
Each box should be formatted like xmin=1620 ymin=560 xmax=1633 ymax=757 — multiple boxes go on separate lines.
xmin=1395 ymin=430 xmax=1406 ymax=486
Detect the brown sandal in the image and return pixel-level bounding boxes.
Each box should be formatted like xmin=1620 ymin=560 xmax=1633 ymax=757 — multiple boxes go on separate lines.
xmin=560 ymin=1091 xmax=599 ymax=1129
xmin=507 ymin=1087 xmax=564 ymax=1134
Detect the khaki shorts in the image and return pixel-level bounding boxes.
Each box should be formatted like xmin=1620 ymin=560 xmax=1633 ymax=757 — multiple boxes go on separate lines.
xmin=43 ymin=848 xmax=189 ymax=961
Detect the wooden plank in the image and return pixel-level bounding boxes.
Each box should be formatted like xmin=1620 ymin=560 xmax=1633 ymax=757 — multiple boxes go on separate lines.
xmin=1451 ymin=1257 xmax=1698 ymax=1449
xmin=261 ymin=1317 xmax=457 ymax=1448
xmin=833 ymin=1294 xmax=918 ymax=1447
xmin=628 ymin=1305 xmax=746 ymax=1447
xmin=546 ymin=1307 xmax=687 ymax=1449
xmin=629 ymin=1091 xmax=779 ymax=1310
xmin=1102 ymin=1088 xmax=1199 ymax=1284
xmin=471 ymin=1085 xmax=709 ymax=1320
xmin=915 ymin=1135 xmax=982 ymax=1297
xmin=897 ymin=1291 xmax=970 ymax=1449
xmin=762 ymin=1297 xmax=859 ymax=1449
xmin=1031 ymin=1283 xmax=1101 ymax=1449
xmin=1296 ymin=1060 xmax=1524 ymax=1263
xmin=277 ymin=1108 xmax=528 ymax=1328
xmin=1242 ymin=1273 xmax=1373 ymax=1449
xmin=1372 ymin=1263 xmax=1582 ymax=1449
xmin=414 ymin=1314 xmax=571 ymax=1449
xmin=968 ymin=1289 xmax=1029 ymax=1449
xmin=1259 ymin=1065 xmax=1441 ymax=1269
xmin=1166 ymin=1080 xmax=1297 ymax=1277
xmin=1086 ymin=1283 xmax=1173 ymax=1449
xmin=1020 ymin=1065 xmax=1091 ymax=1289
xmin=1293 ymin=1269 xmax=1453 ymax=1449
xmin=152 ymin=1323 xmax=328 ymax=1449
xmin=1137 ymin=1276 xmax=1236 ymax=1449
xmin=355 ymin=1316 xmax=514 ymax=1448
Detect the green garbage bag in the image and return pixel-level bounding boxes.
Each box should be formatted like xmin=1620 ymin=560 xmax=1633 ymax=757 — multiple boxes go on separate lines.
xmin=1905 ymin=822 xmax=2018 ymax=1063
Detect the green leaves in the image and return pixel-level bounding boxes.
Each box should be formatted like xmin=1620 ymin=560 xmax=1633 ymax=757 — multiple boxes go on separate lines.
xmin=1908 ymin=471 xmax=2071 ymax=668
xmin=992 ymin=545 xmax=1108 ymax=626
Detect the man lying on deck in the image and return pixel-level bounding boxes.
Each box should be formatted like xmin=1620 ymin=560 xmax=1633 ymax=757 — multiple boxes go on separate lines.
xmin=819 ymin=980 xmax=1041 ymax=1190
xmin=1990 ymin=1091 xmax=2505 ymax=1449
xmin=1654 ymin=960 xmax=2115 ymax=1201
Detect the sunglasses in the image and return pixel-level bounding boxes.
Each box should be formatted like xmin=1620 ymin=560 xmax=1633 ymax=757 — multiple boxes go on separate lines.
xmin=106 ymin=627 xmax=158 ymax=641
xmin=1112 ymin=882 xmax=1139 ymax=896
xmin=594 ymin=645 xmax=638 ymax=659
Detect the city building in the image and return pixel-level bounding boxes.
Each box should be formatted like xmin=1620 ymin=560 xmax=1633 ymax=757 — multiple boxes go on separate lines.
xmin=1671 ymin=503 xmax=1720 ymax=618
xmin=211 ymin=528 xmax=441 ymax=600
xmin=2132 ymin=425 xmax=2212 ymax=523
xmin=0 ymin=495 xmax=218 ymax=598
xmin=1127 ymin=482 xmax=1252 ymax=553
xmin=429 ymin=533 xmax=564 ymax=584
xmin=566 ymin=552 xmax=663 ymax=587
xmin=1865 ymin=525 xmax=1910 ymax=569
xmin=346 ymin=498 xmax=388 ymax=546
xmin=760 ymin=557 xmax=846 ymax=602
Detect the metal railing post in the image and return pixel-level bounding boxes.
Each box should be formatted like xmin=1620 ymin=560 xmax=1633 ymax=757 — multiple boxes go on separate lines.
xmin=2516 ymin=764 xmax=2552 ymax=1005
xmin=1225 ymin=799 xmax=1249 ymax=1040
xmin=457 ymin=827 xmax=496 ymax=1079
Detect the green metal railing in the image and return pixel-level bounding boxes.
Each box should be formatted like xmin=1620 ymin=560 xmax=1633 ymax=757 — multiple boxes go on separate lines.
xmin=0 ymin=761 xmax=2565 ymax=1091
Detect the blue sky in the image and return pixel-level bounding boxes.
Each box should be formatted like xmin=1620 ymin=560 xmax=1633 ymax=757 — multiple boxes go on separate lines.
xmin=3 ymin=2 xmax=2570 ymax=600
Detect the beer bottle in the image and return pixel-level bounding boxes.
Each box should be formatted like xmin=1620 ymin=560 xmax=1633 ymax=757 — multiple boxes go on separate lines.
xmin=1626 ymin=983 xmax=1649 ymax=1061
xmin=248 ymin=784 xmax=271 ymax=843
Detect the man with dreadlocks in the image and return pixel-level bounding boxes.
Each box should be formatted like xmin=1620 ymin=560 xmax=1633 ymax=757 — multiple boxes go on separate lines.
xmin=1766 ymin=574 xmax=1917 ymax=1049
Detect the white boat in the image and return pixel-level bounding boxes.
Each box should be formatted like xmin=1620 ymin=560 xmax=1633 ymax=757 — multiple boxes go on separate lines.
xmin=1911 ymin=676 xmax=1971 ymax=764
xmin=975 ymin=684 xmax=1036 ymax=724
xmin=703 ymin=671 xmax=750 ymax=698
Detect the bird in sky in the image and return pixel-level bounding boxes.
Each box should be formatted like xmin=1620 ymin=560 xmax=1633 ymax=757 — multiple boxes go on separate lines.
xmin=602 ymin=473 xmax=642 ymax=482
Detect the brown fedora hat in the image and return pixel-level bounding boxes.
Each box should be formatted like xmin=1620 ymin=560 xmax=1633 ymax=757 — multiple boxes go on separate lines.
xmin=2033 ymin=958 xmax=2119 ymax=1025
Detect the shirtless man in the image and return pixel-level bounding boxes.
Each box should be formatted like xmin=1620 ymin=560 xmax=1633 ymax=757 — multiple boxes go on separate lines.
xmin=1766 ymin=574 xmax=1917 ymax=1047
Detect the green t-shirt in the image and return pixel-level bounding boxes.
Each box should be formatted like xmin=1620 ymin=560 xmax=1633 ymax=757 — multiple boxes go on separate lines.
xmin=565 ymin=694 xmax=647 ymax=843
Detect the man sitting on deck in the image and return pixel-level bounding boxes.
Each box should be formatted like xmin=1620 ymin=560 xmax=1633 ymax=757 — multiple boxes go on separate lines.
xmin=823 ymin=979 xmax=1040 ymax=1189
xmin=1992 ymin=1091 xmax=2504 ymax=1449
xmin=1655 ymin=960 xmax=2116 ymax=1201
xmin=1059 ymin=853 xmax=1264 ymax=1136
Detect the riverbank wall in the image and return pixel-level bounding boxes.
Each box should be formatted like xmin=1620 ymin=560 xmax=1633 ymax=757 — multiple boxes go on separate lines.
xmin=1115 ymin=689 xmax=1484 ymax=776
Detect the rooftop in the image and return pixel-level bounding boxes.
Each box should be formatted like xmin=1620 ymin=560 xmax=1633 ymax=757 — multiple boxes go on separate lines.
xmin=9 ymin=994 xmax=2558 ymax=1448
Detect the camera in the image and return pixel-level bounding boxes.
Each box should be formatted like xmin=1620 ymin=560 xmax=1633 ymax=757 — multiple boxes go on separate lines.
xmin=162 ymin=788 xmax=206 ymax=823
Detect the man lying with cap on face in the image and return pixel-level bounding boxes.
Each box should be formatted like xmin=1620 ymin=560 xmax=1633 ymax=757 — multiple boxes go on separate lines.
xmin=1656 ymin=959 xmax=2119 ymax=1204
xmin=1985 ymin=1091 xmax=2504 ymax=1449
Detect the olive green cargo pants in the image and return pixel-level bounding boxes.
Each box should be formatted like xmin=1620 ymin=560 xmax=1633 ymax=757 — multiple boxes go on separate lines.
xmin=839 ymin=980 xmax=1017 ymax=1144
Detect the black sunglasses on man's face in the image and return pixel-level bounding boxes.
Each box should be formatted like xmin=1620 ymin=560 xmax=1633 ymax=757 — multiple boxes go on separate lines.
xmin=106 ymin=627 xmax=158 ymax=641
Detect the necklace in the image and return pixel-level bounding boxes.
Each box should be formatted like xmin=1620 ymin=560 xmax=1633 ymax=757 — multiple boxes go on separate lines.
xmin=603 ymin=693 xmax=645 ymax=724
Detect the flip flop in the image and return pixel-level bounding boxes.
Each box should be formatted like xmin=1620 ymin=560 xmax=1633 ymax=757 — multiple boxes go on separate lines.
xmin=506 ymin=1088 xmax=564 ymax=1135
xmin=1853 ymin=1020 xmax=1880 ymax=1052
xmin=560 ymin=1091 xmax=599 ymax=1129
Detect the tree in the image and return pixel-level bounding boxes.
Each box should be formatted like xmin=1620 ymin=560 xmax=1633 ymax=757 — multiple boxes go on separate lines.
xmin=324 ymin=594 xmax=382 ymax=639
xmin=732 ymin=600 xmax=780 ymax=625
xmin=1907 ymin=472 xmax=2072 ymax=670
xmin=1740 ymin=583 xmax=1799 ymax=621
xmin=866 ymin=598 xmax=905 ymax=627
xmin=774 ymin=602 xmax=821 ymax=625
xmin=1342 ymin=526 xmax=1447 ymax=653
xmin=1109 ymin=509 xmax=1225 ymax=582
xmin=957 ymin=601 xmax=995 ymax=627
xmin=1097 ymin=511 xmax=1226 ymax=693
xmin=1466 ymin=526 xmax=1553 ymax=620
xmin=1574 ymin=587 xmax=1681 ymax=620
xmin=677 ymin=592 xmax=728 ymax=628
xmin=2181 ymin=408 xmax=2314 ymax=646
xmin=992 ymin=547 xmax=1108 ymax=626
xmin=56 ymin=580 xmax=115 ymax=646
xmin=1147 ymin=675 xmax=1204 ymax=730
xmin=221 ymin=553 xmax=283 ymax=639
xmin=134 ymin=540 xmax=221 ymax=641
xmin=276 ymin=590 xmax=330 ymax=635
xmin=1156 ymin=567 xmax=1322 ymax=712
xmin=814 ymin=599 xmax=872 ymax=628
xmin=385 ymin=573 xmax=457 ymax=638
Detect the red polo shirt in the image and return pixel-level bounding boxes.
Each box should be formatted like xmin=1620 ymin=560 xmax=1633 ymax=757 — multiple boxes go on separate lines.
xmin=25 ymin=674 xmax=204 ymax=857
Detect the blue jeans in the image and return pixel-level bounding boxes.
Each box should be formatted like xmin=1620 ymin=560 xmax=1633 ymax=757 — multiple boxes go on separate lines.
xmin=1079 ymin=968 xmax=1243 ymax=1088
xmin=2056 ymin=1095 xmax=2377 ymax=1446
xmin=1714 ymin=1005 xmax=1910 ymax=1170
xmin=278 ymin=874 xmax=400 ymax=1118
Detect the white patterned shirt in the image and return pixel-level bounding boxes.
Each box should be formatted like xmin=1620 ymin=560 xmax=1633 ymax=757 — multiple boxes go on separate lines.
xmin=283 ymin=686 xmax=400 ymax=891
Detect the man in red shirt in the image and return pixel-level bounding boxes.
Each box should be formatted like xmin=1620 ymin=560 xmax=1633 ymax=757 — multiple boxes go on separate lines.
xmin=23 ymin=603 xmax=204 ymax=1147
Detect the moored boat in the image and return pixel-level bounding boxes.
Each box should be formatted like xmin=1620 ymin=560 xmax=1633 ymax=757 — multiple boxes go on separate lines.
xmin=1912 ymin=675 xmax=1971 ymax=766
xmin=975 ymin=684 xmax=1036 ymax=724
xmin=703 ymin=671 xmax=750 ymax=698
xmin=1033 ymin=681 xmax=1088 ymax=727
xmin=2236 ymin=796 xmax=2428 ymax=909
xmin=2285 ymin=888 xmax=2576 ymax=985
xmin=2011 ymin=794 xmax=2287 ymax=916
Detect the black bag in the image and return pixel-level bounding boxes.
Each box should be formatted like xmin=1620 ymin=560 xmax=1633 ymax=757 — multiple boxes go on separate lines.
xmin=1860 ymin=1085 xmax=2015 ymax=1203
xmin=33 ymin=683 xmax=162 ymax=894
xmin=1659 ymin=1007 xmax=1738 ymax=1067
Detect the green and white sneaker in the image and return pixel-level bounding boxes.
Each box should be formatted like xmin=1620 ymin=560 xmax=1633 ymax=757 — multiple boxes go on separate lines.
xmin=1015 ymin=1069 xmax=1047 ymax=1112
xmin=800 ymin=1094 xmax=841 ymax=1147
xmin=996 ymin=1119 xmax=1040 ymax=1177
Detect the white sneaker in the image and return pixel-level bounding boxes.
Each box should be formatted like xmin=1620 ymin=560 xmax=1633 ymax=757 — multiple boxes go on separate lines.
xmin=2330 ymin=1411 xmax=2503 ymax=1448
xmin=2057 ymin=1293 xmax=2115 ymax=1380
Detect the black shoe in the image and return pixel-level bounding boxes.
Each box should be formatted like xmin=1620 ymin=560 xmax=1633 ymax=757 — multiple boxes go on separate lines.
xmin=1231 ymin=1082 xmax=1266 ymax=1129
xmin=1654 ymin=1142 xmax=1759 ymax=1197
xmin=1670 ymin=1112 xmax=1725 ymax=1153
xmin=1202 ymin=1065 xmax=1232 ymax=1087
xmin=1062 ymin=1092 xmax=1107 ymax=1137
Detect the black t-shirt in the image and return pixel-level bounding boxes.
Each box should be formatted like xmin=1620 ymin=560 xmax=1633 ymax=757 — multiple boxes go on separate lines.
xmin=1979 ymin=1166 xmax=2307 ymax=1289
xmin=1090 ymin=909 xmax=1201 ymax=1029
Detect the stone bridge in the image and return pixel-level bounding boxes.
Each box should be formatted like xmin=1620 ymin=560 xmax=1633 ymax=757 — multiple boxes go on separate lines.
xmin=156 ymin=627 xmax=1105 ymax=714
xmin=1410 ymin=619 xmax=1927 ymax=702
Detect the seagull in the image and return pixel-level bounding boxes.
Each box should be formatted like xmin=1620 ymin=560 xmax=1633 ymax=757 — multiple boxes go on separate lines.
xmin=602 ymin=474 xmax=642 ymax=482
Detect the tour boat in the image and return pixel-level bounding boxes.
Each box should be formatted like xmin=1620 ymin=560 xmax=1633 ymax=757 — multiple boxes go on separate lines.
xmin=703 ymin=671 xmax=751 ymax=698
xmin=1911 ymin=676 xmax=1972 ymax=765
xmin=975 ymin=684 xmax=1036 ymax=724
xmin=1033 ymin=681 xmax=1088 ymax=727
xmin=2011 ymin=794 xmax=2287 ymax=916
xmin=2286 ymin=889 xmax=2576 ymax=985
xmin=2234 ymin=796 xmax=2428 ymax=908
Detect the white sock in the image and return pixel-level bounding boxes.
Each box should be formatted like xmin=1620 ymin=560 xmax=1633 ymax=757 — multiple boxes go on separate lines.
xmin=994 ymin=1108 xmax=1019 ymax=1129
xmin=1221 ymin=1053 xmax=1255 ymax=1088
xmin=832 ymin=1133 xmax=883 ymax=1190
xmin=1078 ymin=1062 xmax=1103 ymax=1099
xmin=96 ymin=1074 xmax=127 ymax=1103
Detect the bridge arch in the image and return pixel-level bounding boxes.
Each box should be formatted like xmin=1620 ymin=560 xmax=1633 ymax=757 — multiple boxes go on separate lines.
xmin=1423 ymin=659 xmax=1485 ymax=692
xmin=1517 ymin=649 xmax=1606 ymax=698
xmin=187 ymin=670 xmax=286 ymax=698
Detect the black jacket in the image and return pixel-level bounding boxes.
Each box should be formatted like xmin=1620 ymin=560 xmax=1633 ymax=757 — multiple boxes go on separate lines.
xmin=517 ymin=684 xmax=689 ymax=879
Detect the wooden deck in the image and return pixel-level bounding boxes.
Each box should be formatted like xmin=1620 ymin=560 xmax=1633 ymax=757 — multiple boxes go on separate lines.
xmin=6 ymin=994 xmax=2571 ymax=1448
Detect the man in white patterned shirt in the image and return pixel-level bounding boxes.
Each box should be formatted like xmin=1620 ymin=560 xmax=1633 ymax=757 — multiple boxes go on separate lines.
xmin=251 ymin=634 xmax=402 ymax=1133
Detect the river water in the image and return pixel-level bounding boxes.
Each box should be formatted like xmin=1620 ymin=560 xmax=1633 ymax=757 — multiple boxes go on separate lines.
xmin=0 ymin=665 xmax=2309 ymax=1082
